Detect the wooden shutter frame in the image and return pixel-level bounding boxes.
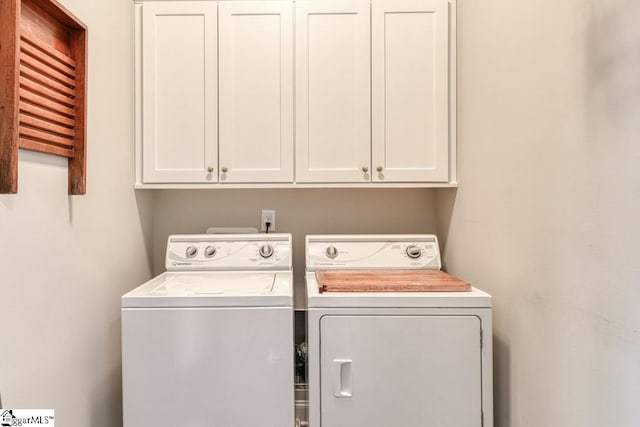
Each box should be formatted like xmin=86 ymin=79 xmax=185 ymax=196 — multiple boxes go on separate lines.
xmin=0 ymin=0 xmax=87 ymax=195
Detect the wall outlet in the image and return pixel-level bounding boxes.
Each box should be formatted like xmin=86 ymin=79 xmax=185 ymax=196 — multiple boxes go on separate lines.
xmin=261 ymin=210 xmax=276 ymax=232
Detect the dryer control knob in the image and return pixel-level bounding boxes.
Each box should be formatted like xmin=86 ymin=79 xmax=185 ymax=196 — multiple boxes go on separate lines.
xmin=204 ymin=246 xmax=217 ymax=258
xmin=326 ymin=245 xmax=338 ymax=259
xmin=185 ymin=245 xmax=198 ymax=259
xmin=259 ymin=244 xmax=274 ymax=258
xmin=406 ymin=245 xmax=422 ymax=259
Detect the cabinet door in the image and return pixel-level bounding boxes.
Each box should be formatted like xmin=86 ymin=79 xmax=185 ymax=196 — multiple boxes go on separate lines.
xmin=141 ymin=2 xmax=217 ymax=183
xmin=320 ymin=315 xmax=482 ymax=427
xmin=218 ymin=2 xmax=293 ymax=183
xmin=295 ymin=0 xmax=371 ymax=183
xmin=372 ymin=0 xmax=449 ymax=182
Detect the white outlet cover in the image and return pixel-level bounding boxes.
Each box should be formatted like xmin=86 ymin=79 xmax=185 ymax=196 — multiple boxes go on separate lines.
xmin=261 ymin=210 xmax=276 ymax=232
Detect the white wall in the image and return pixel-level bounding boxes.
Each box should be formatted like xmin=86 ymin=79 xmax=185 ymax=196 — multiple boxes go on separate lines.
xmin=438 ymin=0 xmax=640 ymax=425
xmin=153 ymin=189 xmax=439 ymax=307
xmin=0 ymin=0 xmax=154 ymax=426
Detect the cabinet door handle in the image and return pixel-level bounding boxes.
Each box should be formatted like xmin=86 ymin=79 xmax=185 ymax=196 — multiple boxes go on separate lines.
xmin=221 ymin=167 xmax=228 ymax=173
xmin=362 ymin=166 xmax=369 ymax=173
xmin=207 ymin=166 xmax=214 ymax=173
xmin=332 ymin=359 xmax=353 ymax=398
xmin=376 ymin=166 xmax=383 ymax=172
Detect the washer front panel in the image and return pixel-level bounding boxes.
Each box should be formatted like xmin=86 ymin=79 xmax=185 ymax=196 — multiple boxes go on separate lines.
xmin=122 ymin=306 xmax=294 ymax=426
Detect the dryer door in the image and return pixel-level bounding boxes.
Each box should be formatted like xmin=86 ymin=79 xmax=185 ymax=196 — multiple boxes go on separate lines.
xmin=320 ymin=315 xmax=482 ymax=427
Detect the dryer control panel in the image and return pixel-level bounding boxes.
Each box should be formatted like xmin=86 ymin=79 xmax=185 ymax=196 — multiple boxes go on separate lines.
xmin=166 ymin=234 xmax=292 ymax=271
xmin=306 ymin=235 xmax=441 ymax=271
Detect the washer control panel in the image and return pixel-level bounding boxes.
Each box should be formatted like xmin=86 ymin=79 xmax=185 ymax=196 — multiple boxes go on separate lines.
xmin=166 ymin=234 xmax=292 ymax=271
xmin=306 ymin=235 xmax=441 ymax=270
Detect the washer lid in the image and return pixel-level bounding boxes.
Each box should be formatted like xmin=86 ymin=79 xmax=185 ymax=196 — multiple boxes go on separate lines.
xmin=122 ymin=271 xmax=292 ymax=308
xmin=155 ymin=273 xmax=275 ymax=295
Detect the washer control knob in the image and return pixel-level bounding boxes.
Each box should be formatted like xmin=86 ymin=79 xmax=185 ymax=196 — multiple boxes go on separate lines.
xmin=326 ymin=245 xmax=338 ymax=259
xmin=406 ymin=245 xmax=422 ymax=259
xmin=259 ymin=244 xmax=274 ymax=258
xmin=185 ymin=245 xmax=198 ymax=259
xmin=204 ymin=245 xmax=217 ymax=258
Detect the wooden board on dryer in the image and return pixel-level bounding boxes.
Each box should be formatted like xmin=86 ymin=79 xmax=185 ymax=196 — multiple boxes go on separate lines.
xmin=316 ymin=269 xmax=471 ymax=293
xmin=0 ymin=0 xmax=87 ymax=194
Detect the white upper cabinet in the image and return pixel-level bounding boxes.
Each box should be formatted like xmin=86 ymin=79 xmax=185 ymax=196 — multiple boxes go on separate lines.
xmin=372 ymin=0 xmax=450 ymax=182
xmin=141 ymin=2 xmax=218 ymax=183
xmin=295 ymin=0 xmax=371 ymax=183
xmin=218 ymin=2 xmax=293 ymax=183
xmin=138 ymin=1 xmax=293 ymax=185
xmin=135 ymin=0 xmax=456 ymax=187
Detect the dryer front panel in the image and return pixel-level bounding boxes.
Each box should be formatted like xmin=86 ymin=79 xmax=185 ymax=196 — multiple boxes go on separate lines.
xmin=319 ymin=315 xmax=482 ymax=427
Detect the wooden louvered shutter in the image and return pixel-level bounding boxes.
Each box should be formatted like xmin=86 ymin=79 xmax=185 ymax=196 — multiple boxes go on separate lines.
xmin=0 ymin=0 xmax=87 ymax=194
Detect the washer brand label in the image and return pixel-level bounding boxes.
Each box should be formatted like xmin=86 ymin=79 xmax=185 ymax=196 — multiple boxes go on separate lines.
xmin=172 ymin=261 xmax=192 ymax=266
xmin=1 ymin=410 xmax=54 ymax=426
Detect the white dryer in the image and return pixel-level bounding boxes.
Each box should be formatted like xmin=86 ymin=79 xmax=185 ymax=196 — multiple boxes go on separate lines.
xmin=305 ymin=235 xmax=493 ymax=427
xmin=122 ymin=234 xmax=294 ymax=427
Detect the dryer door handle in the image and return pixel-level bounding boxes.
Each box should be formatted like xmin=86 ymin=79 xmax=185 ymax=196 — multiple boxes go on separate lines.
xmin=332 ymin=359 xmax=353 ymax=397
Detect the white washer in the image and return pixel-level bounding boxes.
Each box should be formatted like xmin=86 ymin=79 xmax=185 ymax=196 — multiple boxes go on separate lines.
xmin=122 ymin=234 xmax=294 ymax=427
xmin=305 ymin=235 xmax=493 ymax=427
